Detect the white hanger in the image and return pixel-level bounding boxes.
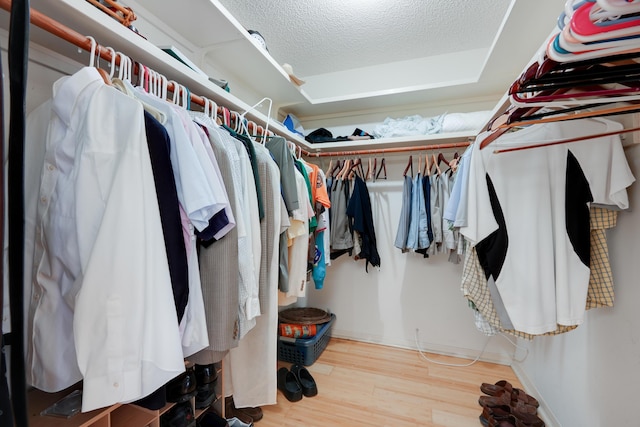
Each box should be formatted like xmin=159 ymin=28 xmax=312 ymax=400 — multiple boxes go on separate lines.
xmin=87 ymin=36 xmax=98 ymax=67
xmin=105 ymin=47 xmax=116 ymax=78
xmin=210 ymin=99 xmax=218 ymax=122
xmin=116 ymin=52 xmax=127 ymax=80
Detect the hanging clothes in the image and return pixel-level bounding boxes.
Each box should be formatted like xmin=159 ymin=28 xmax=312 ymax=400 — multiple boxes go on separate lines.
xmin=406 ymin=172 xmax=430 ymax=251
xmin=330 ymin=177 xmax=354 ymax=257
xmin=228 ymin=141 xmax=282 ymax=408
xmin=428 ymin=173 xmax=443 ymax=255
xmin=24 ymin=67 xmax=185 ymax=412
xmin=191 ymin=124 xmax=242 ymax=365
xmin=394 ymin=174 xmax=412 ymax=252
xmin=460 ymin=118 xmax=635 ymax=335
xmin=346 ymin=175 xmax=381 ymax=271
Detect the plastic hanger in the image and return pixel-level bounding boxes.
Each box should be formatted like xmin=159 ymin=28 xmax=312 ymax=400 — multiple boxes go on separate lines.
xmin=597 ymin=0 xmax=640 ymax=14
xmin=570 ymin=2 xmax=640 ymax=42
xmin=87 ymin=36 xmax=111 ymax=85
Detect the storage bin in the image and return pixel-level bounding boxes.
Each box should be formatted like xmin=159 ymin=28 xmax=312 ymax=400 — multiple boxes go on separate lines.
xmin=278 ymin=314 xmax=336 ymax=366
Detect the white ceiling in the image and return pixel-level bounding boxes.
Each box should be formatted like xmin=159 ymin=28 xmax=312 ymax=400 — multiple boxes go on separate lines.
xmin=215 ymin=0 xmax=562 ymax=118
xmin=217 ymin=0 xmax=511 ymax=78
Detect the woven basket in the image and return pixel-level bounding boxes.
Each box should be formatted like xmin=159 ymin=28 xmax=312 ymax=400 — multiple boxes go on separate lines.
xmin=278 ymin=307 xmax=332 ymax=325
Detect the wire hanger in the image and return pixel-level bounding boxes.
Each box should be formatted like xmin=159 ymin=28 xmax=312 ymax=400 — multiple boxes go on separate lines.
xmin=240 ymin=97 xmax=272 ymax=140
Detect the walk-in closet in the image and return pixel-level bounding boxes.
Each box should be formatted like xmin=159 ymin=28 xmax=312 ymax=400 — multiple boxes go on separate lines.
xmin=2 ymin=1 xmax=640 ymax=426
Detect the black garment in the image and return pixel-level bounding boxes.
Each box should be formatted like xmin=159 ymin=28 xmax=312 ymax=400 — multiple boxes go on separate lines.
xmin=565 ymin=150 xmax=593 ymax=267
xmin=474 ymin=174 xmax=508 ymax=281
xmin=144 ymin=112 xmax=189 ymax=322
xmin=8 ymin=1 xmax=30 ymax=424
xmin=346 ymin=176 xmax=380 ymax=271
xmin=305 ymin=127 xmax=375 ymax=144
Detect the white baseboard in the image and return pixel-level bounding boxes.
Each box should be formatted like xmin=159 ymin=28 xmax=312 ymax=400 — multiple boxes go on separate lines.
xmin=511 ymin=362 xmax=561 ymax=427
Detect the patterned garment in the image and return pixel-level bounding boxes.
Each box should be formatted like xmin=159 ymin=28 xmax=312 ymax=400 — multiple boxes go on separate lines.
xmin=586 ymin=207 xmax=617 ymax=309
xmin=462 ymin=207 xmax=617 ymax=338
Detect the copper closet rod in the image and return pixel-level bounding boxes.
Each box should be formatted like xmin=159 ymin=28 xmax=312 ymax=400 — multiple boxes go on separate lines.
xmin=0 ymin=0 xmax=474 ymax=158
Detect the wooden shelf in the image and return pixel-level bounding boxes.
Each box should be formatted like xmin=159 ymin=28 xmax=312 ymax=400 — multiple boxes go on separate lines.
xmin=110 ymin=405 xmax=156 ymax=427
xmin=27 ymin=386 xmax=119 ymax=427
xmin=124 ymin=0 xmax=311 ymax=108
xmin=302 ymin=130 xmax=478 ymax=155
xmin=18 ymin=0 xmax=308 ymax=146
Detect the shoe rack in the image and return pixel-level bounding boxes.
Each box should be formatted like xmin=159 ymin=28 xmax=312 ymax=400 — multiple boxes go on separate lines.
xmin=26 ymin=361 xmax=224 ymax=427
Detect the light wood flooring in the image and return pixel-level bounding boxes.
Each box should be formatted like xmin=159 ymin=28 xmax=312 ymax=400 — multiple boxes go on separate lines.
xmin=259 ymin=338 xmax=522 ymax=427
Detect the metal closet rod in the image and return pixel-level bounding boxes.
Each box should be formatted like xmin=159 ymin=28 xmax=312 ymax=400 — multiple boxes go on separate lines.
xmin=300 ymin=140 xmax=472 ymax=158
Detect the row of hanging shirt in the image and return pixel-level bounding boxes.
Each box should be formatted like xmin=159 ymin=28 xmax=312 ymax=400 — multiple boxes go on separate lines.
xmin=20 ymin=56 xmax=327 ymax=412
xmin=393 ymin=152 xmax=466 ymax=262
xmin=325 ymin=157 xmax=381 ymax=271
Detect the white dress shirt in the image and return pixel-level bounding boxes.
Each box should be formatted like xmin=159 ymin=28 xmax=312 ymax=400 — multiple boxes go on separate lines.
xmin=27 ymin=68 xmax=185 ymax=411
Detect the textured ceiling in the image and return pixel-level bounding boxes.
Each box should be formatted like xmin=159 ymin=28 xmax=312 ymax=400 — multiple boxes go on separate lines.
xmin=217 ymin=0 xmax=512 ymax=78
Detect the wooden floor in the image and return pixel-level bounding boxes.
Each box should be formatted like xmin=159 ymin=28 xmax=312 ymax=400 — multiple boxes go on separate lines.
xmin=259 ymin=338 xmax=522 ymax=427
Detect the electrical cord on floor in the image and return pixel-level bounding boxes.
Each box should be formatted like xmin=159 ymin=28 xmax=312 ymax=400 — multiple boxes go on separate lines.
xmin=497 ymin=332 xmax=530 ymax=363
xmin=414 ymin=328 xmax=529 ymax=367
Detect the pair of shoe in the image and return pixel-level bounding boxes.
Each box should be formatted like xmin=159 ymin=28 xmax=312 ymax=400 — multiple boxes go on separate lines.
xmin=480 ymin=380 xmax=540 ymax=408
xmin=277 ymin=364 xmax=318 ymax=403
xmin=478 ymin=381 xmax=544 ymax=427
xmin=194 ymin=363 xmax=218 ymax=409
xmin=166 ymin=364 xmax=198 ymax=403
xmin=479 ymin=405 xmax=545 ymax=427
xmin=225 ymin=396 xmax=261 ymax=424
xmin=197 ymin=409 xmax=229 ymax=427
xmin=161 ymin=401 xmax=196 ymax=427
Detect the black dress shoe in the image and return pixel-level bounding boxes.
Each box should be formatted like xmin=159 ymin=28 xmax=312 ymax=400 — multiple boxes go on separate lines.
xmin=277 ymin=367 xmax=302 ymax=402
xmin=195 ymin=385 xmax=217 ymax=409
xmin=290 ymin=364 xmax=318 ymax=397
xmin=195 ymin=363 xmax=218 ymax=387
xmin=197 ymin=409 xmax=229 ymax=427
xmin=166 ymin=365 xmax=197 ymax=403
xmin=161 ymin=401 xmax=196 ymax=427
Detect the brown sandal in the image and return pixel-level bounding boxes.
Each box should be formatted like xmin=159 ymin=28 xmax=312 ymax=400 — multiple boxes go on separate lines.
xmin=480 ymin=380 xmax=514 ymax=396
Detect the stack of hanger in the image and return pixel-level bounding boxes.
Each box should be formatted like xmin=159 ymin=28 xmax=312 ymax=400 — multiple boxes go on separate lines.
xmin=402 ymin=152 xmax=460 ymax=178
xmin=326 ymin=156 xmax=387 ymax=184
xmin=482 ymin=0 xmax=640 ymax=149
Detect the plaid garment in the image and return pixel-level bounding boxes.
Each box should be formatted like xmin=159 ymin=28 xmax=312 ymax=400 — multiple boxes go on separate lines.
xmin=586 ymin=207 xmax=617 ymax=309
